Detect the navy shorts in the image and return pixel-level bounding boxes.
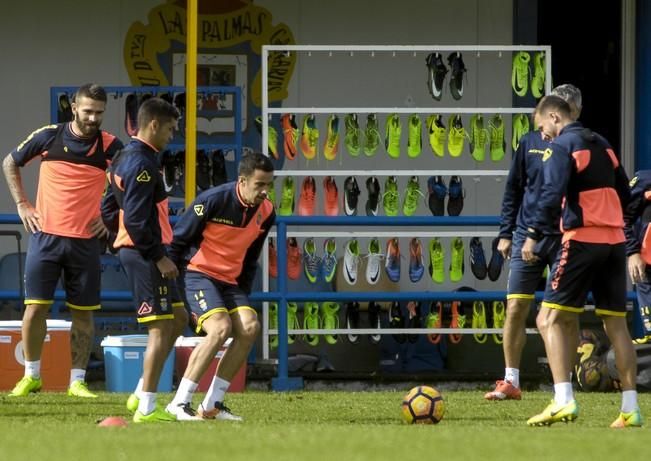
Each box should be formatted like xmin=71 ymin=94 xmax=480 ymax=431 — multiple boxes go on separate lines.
xmin=24 ymin=232 xmax=101 ymax=310
xmin=184 ymin=270 xmax=255 ymax=334
xmin=507 ymin=229 xmax=560 ymax=300
xmin=542 ymin=240 xmax=627 ymax=316
xmin=118 ymin=248 xmax=184 ymax=324
xmin=634 ymin=267 xmax=651 ymax=334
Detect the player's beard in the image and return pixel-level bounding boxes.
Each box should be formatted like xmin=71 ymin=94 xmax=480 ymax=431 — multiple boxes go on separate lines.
xmin=73 ymin=115 xmax=100 ymax=137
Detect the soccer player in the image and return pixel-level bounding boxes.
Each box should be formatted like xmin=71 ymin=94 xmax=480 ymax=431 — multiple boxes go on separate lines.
xmin=624 ymin=171 xmax=651 ymax=342
xmin=523 ymin=95 xmax=642 ymax=428
xmin=165 ymin=152 xmax=275 ymax=421
xmin=104 ymin=97 xmax=187 ymax=423
xmin=486 ymin=84 xmax=583 ymax=401
xmin=2 ymin=84 xmax=122 ymax=398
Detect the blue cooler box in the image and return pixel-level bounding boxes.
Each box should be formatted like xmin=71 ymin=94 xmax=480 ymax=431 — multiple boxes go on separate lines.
xmin=101 ymin=335 xmax=174 ymax=392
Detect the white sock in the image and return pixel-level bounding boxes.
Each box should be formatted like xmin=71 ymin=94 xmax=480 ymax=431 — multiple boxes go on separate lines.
xmin=138 ymin=391 xmax=156 ymax=415
xmin=134 ymin=378 xmax=144 ymax=398
xmin=621 ymin=390 xmax=638 ymax=413
xmin=553 ymin=382 xmax=574 ymax=406
xmin=201 ymin=376 xmax=230 ymax=410
xmin=171 ymin=378 xmax=198 ymax=406
xmin=25 ymin=360 xmax=41 ymax=379
xmin=505 ymin=368 xmax=520 ymax=388
xmin=70 ymin=368 xmax=86 ymax=385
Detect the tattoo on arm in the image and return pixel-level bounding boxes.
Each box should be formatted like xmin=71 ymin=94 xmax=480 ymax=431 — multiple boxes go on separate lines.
xmin=2 ymin=154 xmax=28 ymax=205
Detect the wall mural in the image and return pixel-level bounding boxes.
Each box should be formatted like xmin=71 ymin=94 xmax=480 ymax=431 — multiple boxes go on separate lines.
xmin=123 ymin=0 xmax=296 ymax=183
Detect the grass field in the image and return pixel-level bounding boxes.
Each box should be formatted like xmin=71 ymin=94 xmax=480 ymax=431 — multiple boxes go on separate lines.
xmin=0 ymin=389 xmax=648 ymax=461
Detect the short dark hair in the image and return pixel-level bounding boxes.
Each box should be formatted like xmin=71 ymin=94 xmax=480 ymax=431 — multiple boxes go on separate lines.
xmin=238 ymin=152 xmax=274 ymax=177
xmin=536 ymin=95 xmax=572 ymax=118
xmin=74 ymin=83 xmax=107 ymax=103
xmin=137 ymin=97 xmax=180 ymax=128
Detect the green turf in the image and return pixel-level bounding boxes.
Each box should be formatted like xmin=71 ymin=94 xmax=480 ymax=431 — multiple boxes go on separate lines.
xmin=0 ymin=389 xmax=647 ymax=461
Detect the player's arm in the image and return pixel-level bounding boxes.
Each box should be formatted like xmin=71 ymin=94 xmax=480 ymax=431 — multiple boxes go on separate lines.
xmin=237 ymin=211 xmax=276 ymax=294
xmin=121 ymin=164 xmax=166 ymax=262
xmin=2 ymin=125 xmax=56 ymax=233
xmin=529 ymin=144 xmax=571 ymax=239
xmin=169 ymin=195 xmax=209 ymax=269
xmin=498 ymin=140 xmax=527 ymax=240
xmin=623 ymin=172 xmax=646 ymax=256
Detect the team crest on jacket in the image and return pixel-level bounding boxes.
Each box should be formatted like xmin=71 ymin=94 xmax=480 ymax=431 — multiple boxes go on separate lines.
xmin=542 ymin=148 xmax=553 ymax=162
xmin=630 ymin=176 xmax=639 ymax=187
xmin=194 ymin=204 xmax=204 ymax=216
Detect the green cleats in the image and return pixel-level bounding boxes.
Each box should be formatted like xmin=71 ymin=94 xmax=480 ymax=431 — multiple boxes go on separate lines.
xmin=278 ymin=176 xmax=295 ymax=216
xmin=531 ymin=51 xmax=546 ymax=98
xmin=287 ymin=302 xmax=300 ymax=344
xmin=449 ymin=237 xmax=464 ymax=282
xmin=344 ymin=114 xmax=361 ymax=156
xmin=472 ymin=301 xmax=488 ymax=344
xmin=385 ymin=113 xmax=401 ymax=158
xmin=323 ymin=114 xmax=340 ymax=161
xmin=447 ymin=114 xmax=466 ymax=158
xmin=321 ymin=302 xmax=340 ymax=345
xmin=364 ymin=114 xmax=380 ymax=156
xmin=489 ymin=114 xmax=506 ymax=162
xmin=266 ymin=181 xmax=276 ymax=207
xmin=269 ymin=302 xmax=279 ymax=348
xmin=426 ymin=114 xmax=446 ymax=157
xmin=382 ymin=176 xmax=399 ymax=216
xmin=255 ymin=116 xmax=279 ymax=159
xmin=428 ymin=238 xmax=445 ymax=284
xmin=512 ymin=51 xmax=530 ymax=97
xmin=303 ymin=302 xmax=320 ymax=346
xmin=68 ymin=380 xmax=97 ymax=398
xmin=126 ymin=393 xmax=140 ymax=413
xmin=527 ymin=399 xmax=579 ymax=426
xmin=402 ymin=176 xmax=424 ymax=216
xmin=491 ymin=301 xmax=506 ymax=344
xmin=133 ymin=407 xmax=177 ymax=423
xmin=9 ymin=376 xmax=42 ymax=397
xmin=407 ymin=114 xmax=422 ymax=158
xmin=512 ymin=113 xmax=530 ymax=151
xmin=610 ymin=408 xmax=644 ymax=428
xmin=469 ymin=114 xmax=488 ymax=162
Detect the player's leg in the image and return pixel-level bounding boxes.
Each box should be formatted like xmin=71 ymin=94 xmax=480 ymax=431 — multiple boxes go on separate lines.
xmin=168 ymin=271 xmax=231 ymax=420
xmin=119 ymin=247 xmax=177 ymax=423
xmin=63 ymin=236 xmax=102 ymax=397
xmin=595 ymin=243 xmax=643 ymax=428
xmin=528 ymin=240 xmax=590 ymax=426
xmin=485 ymin=230 xmax=539 ymax=400
xmin=199 ymin=283 xmax=258 ymax=421
xmin=9 ymin=233 xmax=60 ymax=397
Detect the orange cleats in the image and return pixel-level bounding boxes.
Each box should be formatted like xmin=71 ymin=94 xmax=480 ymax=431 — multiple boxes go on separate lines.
xmin=484 ymin=380 xmax=522 ymax=401
xmin=281 ymin=113 xmax=299 ymax=160
xmin=269 ymin=238 xmax=278 ymax=278
xmin=323 ymin=176 xmax=339 ymax=216
xmin=297 ymin=176 xmax=317 ymax=216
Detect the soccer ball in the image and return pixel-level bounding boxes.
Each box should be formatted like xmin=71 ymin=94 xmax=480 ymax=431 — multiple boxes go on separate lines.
xmin=401 ymin=385 xmax=445 ymax=424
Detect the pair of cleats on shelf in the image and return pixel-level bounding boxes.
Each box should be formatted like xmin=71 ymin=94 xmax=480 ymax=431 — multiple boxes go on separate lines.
xmin=469 ymin=237 xmax=504 ymax=281
xmin=422 ymin=301 xmax=465 ymax=345
xmin=470 ymin=300 xmax=505 ymax=344
xmin=345 ymin=301 xmax=382 ymax=345
xmin=268 ymin=301 xmax=340 ymax=347
xmin=126 ymin=393 xmax=242 ymax=423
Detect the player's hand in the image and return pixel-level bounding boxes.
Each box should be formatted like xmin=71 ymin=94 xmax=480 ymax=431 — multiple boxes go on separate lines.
xmin=156 ymin=256 xmax=179 ymax=280
xmin=497 ymin=238 xmax=512 ymax=260
xmin=521 ymin=237 xmax=540 ymax=264
xmin=17 ymin=201 xmax=41 ymax=233
xmin=627 ymin=253 xmax=647 ymax=284
xmin=89 ymin=216 xmax=109 ymax=239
